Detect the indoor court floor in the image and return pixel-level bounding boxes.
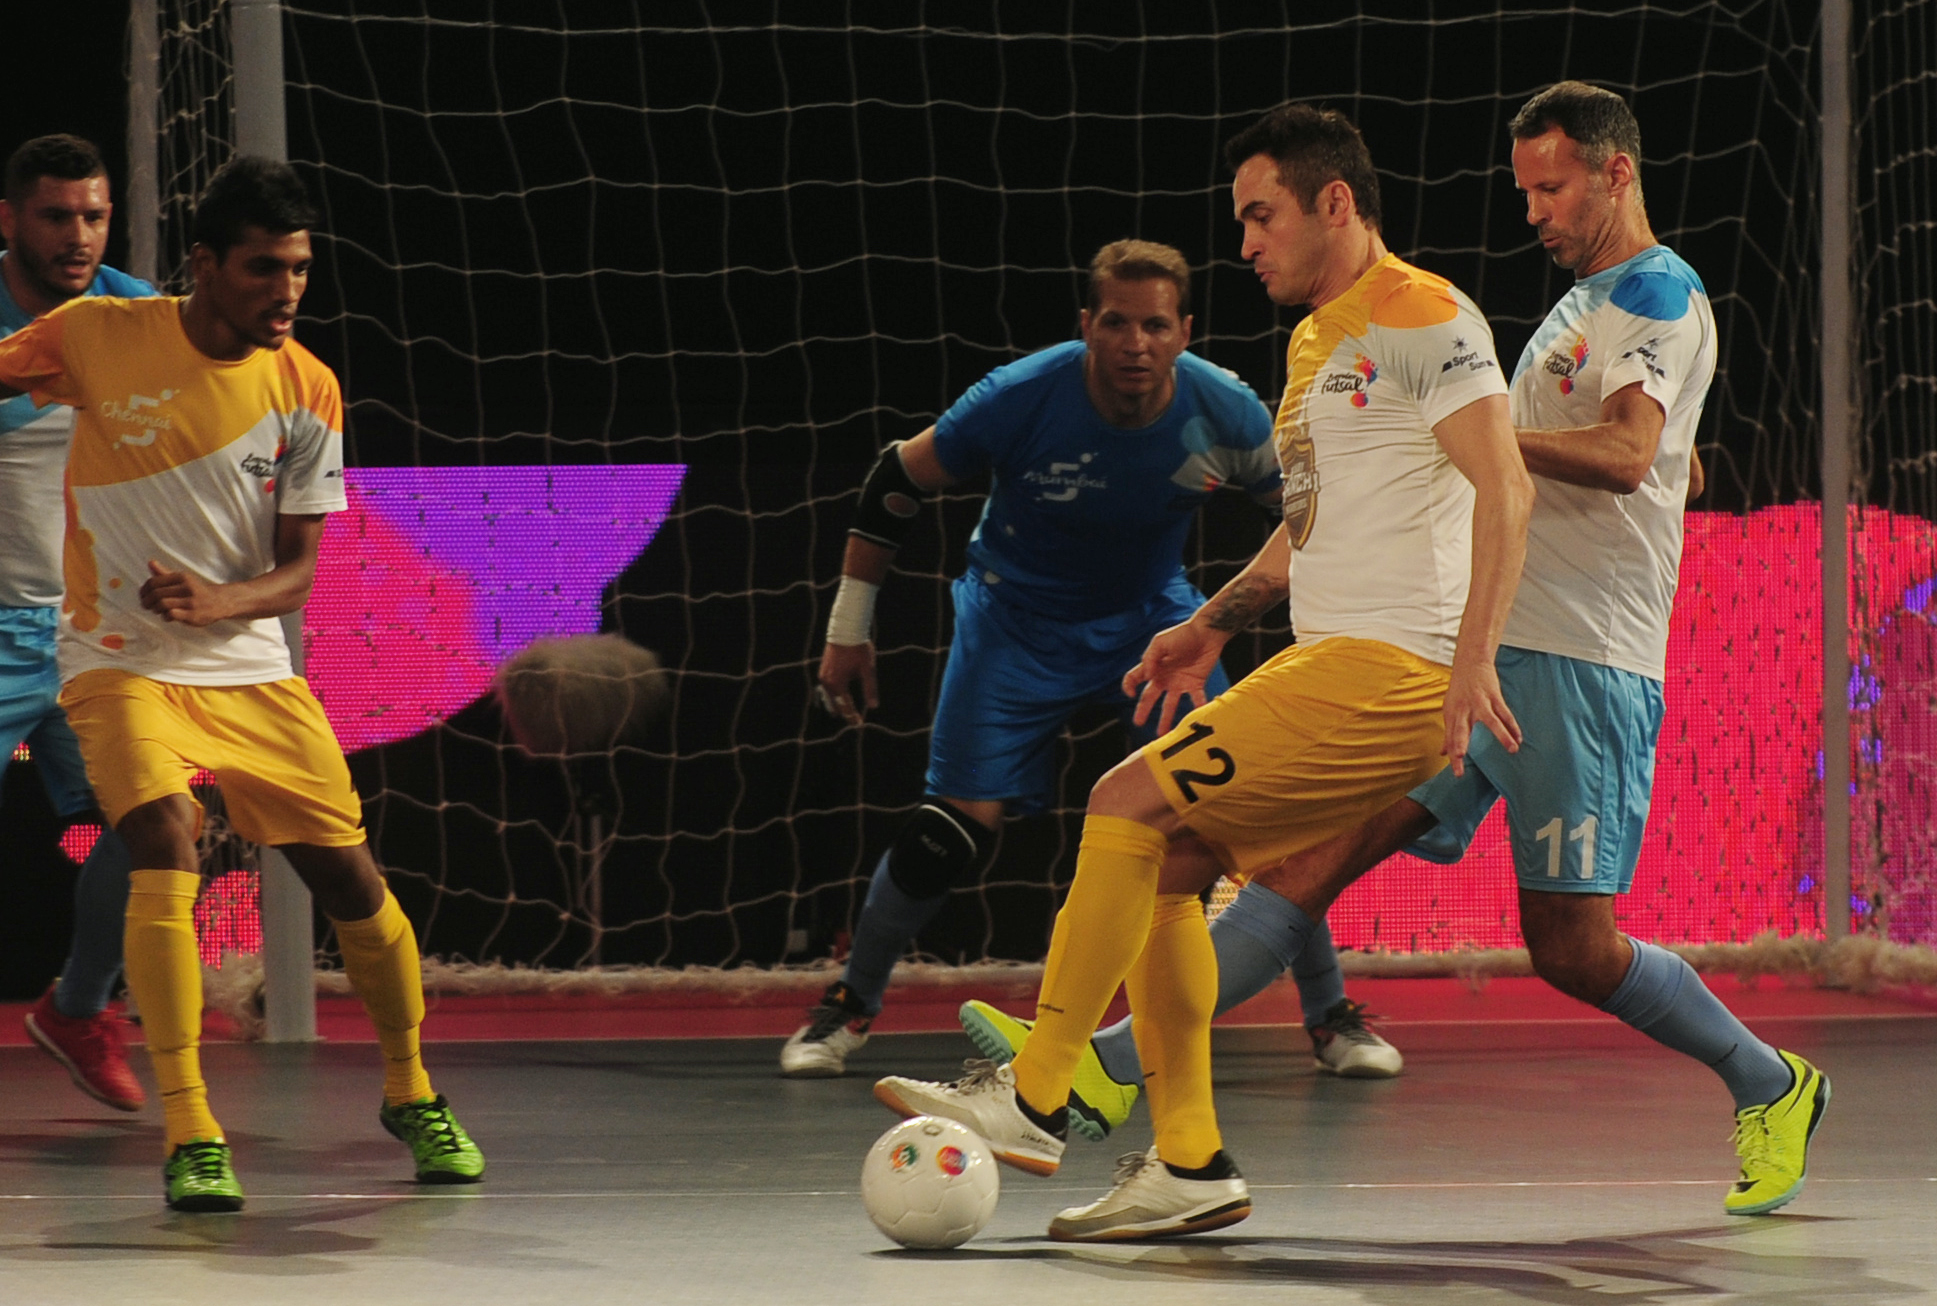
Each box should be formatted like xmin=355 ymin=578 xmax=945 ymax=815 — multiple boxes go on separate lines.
xmin=2 ymin=984 xmax=1933 ymax=1305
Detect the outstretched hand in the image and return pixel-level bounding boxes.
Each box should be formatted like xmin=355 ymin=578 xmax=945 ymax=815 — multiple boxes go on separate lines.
xmin=817 ymin=640 xmax=878 ymax=727
xmin=1122 ymin=620 xmax=1225 ymax=737
xmin=1441 ymin=655 xmax=1520 ymax=776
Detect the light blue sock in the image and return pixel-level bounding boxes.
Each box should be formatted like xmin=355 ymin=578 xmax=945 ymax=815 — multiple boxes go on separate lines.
xmin=1290 ymin=918 xmax=1347 ymax=1026
xmin=1600 ymin=936 xmax=1793 ymax=1110
xmin=1090 ymin=881 xmax=1325 ymax=1087
xmin=54 ymin=827 xmax=132 ymax=1019
xmin=840 ymin=850 xmax=949 ymax=1015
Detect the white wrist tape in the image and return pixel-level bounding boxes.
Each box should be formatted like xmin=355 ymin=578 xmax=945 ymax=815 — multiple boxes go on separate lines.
xmin=826 ymin=575 xmax=880 ymax=646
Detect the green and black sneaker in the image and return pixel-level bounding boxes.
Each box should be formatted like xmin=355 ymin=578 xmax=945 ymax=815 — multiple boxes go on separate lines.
xmin=164 ymin=1140 xmax=245 ymax=1212
xmin=379 ymin=1094 xmax=486 ymax=1184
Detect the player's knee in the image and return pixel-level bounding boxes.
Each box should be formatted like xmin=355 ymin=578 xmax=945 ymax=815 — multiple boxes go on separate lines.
xmin=886 ymin=803 xmax=987 ymax=900
xmin=1085 ymin=753 xmax=1167 ymax=823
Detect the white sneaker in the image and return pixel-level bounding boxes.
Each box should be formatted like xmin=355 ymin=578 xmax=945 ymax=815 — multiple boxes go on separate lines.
xmin=1049 ymin=1146 xmax=1251 ymax=1242
xmin=779 ymin=983 xmax=872 ymax=1078
xmin=873 ymin=1059 xmax=1066 ymax=1175
xmin=1309 ymin=998 xmax=1403 ymax=1078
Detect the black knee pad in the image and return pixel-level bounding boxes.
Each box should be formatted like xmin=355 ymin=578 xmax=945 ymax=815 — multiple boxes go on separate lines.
xmin=885 ymin=803 xmax=985 ymax=899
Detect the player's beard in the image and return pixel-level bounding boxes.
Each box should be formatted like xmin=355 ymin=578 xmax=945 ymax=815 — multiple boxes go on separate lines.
xmin=10 ymin=243 xmax=93 ymax=308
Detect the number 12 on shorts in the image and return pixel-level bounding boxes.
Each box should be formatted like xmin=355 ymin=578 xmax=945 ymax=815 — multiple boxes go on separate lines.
xmin=1158 ymin=720 xmax=1236 ymax=804
xmin=1535 ymin=814 xmax=1598 ymax=879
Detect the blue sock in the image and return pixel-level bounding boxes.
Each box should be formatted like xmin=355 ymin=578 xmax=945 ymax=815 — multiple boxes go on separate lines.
xmin=840 ymin=850 xmax=949 ymax=1015
xmin=54 ymin=826 xmax=133 ymax=1020
xmin=1600 ymin=936 xmax=1793 ymax=1110
xmin=1091 ymin=881 xmax=1324 ymax=1087
xmin=1290 ymin=918 xmax=1346 ymax=1026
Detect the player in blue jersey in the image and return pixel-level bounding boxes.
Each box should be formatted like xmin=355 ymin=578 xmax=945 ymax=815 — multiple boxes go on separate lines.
xmin=1 ymin=135 xmax=150 ymax=1112
xmin=784 ymin=239 xmax=1404 ymax=1103
xmin=1058 ymin=83 xmax=1828 ymax=1218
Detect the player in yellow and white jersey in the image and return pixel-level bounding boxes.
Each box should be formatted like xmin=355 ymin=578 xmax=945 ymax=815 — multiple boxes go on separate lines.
xmin=0 ymin=156 xmax=484 ymax=1212
xmin=874 ymin=104 xmax=1533 ymax=1240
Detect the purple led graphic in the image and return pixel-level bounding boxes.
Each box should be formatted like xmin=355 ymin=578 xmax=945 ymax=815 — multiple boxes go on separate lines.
xmin=307 ymin=465 xmax=685 ymax=751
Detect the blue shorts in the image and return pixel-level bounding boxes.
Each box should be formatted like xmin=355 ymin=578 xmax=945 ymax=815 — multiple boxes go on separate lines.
xmin=0 ymin=605 xmax=98 ymax=819
xmin=1406 ymin=646 xmax=1664 ymax=894
xmin=926 ymin=571 xmax=1231 ymax=815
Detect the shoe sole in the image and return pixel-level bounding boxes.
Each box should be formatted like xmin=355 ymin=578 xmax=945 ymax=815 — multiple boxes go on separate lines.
xmin=1049 ymin=1197 xmax=1251 ymax=1242
xmin=1726 ymin=1070 xmax=1831 ymax=1216
xmin=25 ymin=1013 xmax=144 ymax=1112
xmin=871 ymin=1080 xmax=1060 ymax=1177
xmin=1312 ymin=1054 xmax=1403 ymax=1080
xmin=167 ymin=1192 xmax=245 ymax=1213
xmin=778 ymin=1059 xmax=846 ymax=1079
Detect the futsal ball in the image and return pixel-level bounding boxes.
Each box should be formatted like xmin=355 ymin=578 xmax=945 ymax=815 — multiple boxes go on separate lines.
xmin=860 ymin=1116 xmax=1000 ymax=1249
xmin=492 ymin=633 xmax=669 ymax=756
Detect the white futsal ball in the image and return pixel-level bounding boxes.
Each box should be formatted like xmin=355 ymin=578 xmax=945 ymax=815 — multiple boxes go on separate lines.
xmin=860 ymin=1116 xmax=1000 ymax=1249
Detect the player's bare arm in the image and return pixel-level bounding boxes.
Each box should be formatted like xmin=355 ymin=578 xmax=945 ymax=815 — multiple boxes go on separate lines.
xmin=139 ymin=512 xmax=325 ymax=626
xmin=1123 ymin=521 xmax=1291 ymax=736
xmin=1514 ymin=380 xmax=1666 ymax=493
xmin=818 ymin=427 xmax=960 ymax=726
xmin=1686 ymin=447 xmax=1706 ymax=503
xmin=1433 ymin=392 xmax=1534 ymax=775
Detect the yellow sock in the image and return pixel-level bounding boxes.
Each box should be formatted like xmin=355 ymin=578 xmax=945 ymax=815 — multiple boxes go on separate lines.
xmin=1124 ymin=892 xmax=1223 ymax=1169
xmin=125 ymin=869 xmax=223 ymax=1149
xmin=1012 ymin=815 xmax=1167 ymax=1117
xmin=331 ymin=890 xmax=433 ymax=1105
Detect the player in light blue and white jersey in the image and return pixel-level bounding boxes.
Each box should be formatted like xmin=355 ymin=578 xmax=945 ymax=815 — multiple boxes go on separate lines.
xmin=1 ymin=135 xmax=152 ymax=1111
xmin=783 ymin=239 xmax=1404 ymax=1104
xmin=1095 ymin=84 xmax=1830 ymax=1217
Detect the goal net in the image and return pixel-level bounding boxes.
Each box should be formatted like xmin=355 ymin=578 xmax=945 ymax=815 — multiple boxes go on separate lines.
xmin=125 ymin=0 xmax=1934 ymax=979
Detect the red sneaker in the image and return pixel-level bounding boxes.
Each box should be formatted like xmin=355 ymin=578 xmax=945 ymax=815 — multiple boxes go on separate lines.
xmin=25 ymin=984 xmax=145 ymax=1112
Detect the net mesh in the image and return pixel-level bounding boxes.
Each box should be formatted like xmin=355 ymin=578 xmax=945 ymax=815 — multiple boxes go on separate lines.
xmin=118 ymin=0 xmax=1936 ymax=975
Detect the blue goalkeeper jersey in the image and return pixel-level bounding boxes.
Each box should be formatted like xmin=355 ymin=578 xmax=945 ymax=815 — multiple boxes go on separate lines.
xmin=932 ymin=341 xmax=1279 ymax=620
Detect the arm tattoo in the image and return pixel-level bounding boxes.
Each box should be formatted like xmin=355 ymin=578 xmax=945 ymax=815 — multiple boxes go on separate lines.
xmin=1203 ymin=575 xmax=1282 ymax=632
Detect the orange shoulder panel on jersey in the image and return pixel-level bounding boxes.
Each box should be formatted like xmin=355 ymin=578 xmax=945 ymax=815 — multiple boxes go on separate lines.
xmin=0 ymin=297 xmax=80 ymax=406
xmin=1365 ymin=261 xmax=1460 ymax=330
xmin=277 ymin=338 xmax=346 ymax=430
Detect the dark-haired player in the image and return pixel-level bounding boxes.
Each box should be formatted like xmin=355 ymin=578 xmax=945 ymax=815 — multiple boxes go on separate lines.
xmin=877 ymin=105 xmax=1533 ymax=1240
xmin=0 ymin=155 xmax=485 ymax=1211
xmin=789 ymin=238 xmax=1405 ymax=1108
xmin=1 ymin=133 xmax=149 ymax=1112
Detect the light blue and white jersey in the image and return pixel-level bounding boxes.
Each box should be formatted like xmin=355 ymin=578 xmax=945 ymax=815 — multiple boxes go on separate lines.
xmin=1504 ymin=245 xmax=1716 ymax=681
xmin=0 ymin=258 xmax=157 ymax=609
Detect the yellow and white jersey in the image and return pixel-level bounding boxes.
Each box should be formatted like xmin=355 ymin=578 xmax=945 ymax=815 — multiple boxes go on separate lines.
xmin=1273 ymin=254 xmax=1508 ymax=666
xmin=0 ymin=295 xmax=346 ymax=686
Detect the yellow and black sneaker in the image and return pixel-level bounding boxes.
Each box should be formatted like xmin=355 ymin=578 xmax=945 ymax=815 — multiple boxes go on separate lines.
xmin=164 ymin=1139 xmax=245 ymax=1212
xmin=958 ymin=998 xmax=1138 ymax=1143
xmin=1726 ymin=1049 xmax=1830 ymax=1215
xmin=380 ymin=1094 xmax=487 ymax=1184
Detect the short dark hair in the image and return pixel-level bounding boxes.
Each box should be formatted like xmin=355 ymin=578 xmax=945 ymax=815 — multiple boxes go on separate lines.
xmin=1087 ymin=239 xmax=1192 ymax=317
xmin=1223 ymin=104 xmax=1382 ymax=232
xmin=190 ymin=156 xmax=318 ymax=258
xmin=1509 ymin=81 xmax=1646 ymax=198
xmin=4 ymin=134 xmax=107 ymax=206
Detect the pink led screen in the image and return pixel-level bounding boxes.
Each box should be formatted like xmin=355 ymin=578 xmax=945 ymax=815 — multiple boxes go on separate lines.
xmin=304 ymin=465 xmax=687 ymax=751
xmin=1327 ymin=505 xmax=1937 ymax=950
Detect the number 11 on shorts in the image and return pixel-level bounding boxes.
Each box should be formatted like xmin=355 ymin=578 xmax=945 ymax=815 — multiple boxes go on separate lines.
xmin=1535 ymin=814 xmax=1598 ymax=879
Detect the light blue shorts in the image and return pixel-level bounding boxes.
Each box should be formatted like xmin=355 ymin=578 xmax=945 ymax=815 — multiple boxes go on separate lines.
xmin=926 ymin=571 xmax=1231 ymax=815
xmin=0 ymin=605 xmax=98 ymax=818
xmin=1406 ymin=645 xmax=1664 ymax=894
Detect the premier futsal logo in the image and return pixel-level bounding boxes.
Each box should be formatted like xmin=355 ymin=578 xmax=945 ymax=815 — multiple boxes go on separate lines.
xmin=102 ymin=389 xmax=178 ymax=446
xmin=1321 ymin=354 xmax=1378 ymax=408
xmin=1545 ymin=335 xmax=1590 ymax=394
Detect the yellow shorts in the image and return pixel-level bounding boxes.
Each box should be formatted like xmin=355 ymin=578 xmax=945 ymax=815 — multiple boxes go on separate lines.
xmin=1139 ymin=636 xmax=1451 ymax=879
xmin=59 ymin=669 xmax=367 ymax=848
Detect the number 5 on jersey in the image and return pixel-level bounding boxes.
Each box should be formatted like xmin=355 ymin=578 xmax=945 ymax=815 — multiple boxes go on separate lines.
xmin=1158 ymin=721 xmax=1236 ymax=804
